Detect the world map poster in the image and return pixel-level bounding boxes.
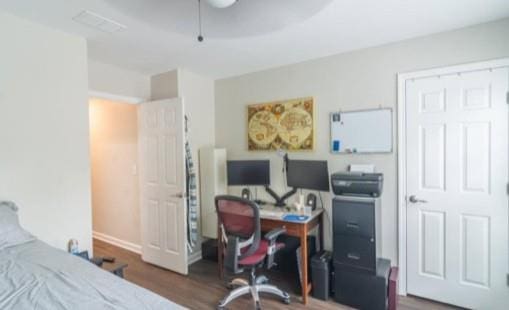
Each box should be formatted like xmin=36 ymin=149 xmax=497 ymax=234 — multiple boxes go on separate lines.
xmin=247 ymin=97 xmax=314 ymax=151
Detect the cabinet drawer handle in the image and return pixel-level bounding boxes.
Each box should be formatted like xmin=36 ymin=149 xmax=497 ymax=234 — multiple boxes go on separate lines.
xmin=346 ymin=222 xmax=359 ymax=229
xmin=347 ymin=253 xmax=360 ymax=260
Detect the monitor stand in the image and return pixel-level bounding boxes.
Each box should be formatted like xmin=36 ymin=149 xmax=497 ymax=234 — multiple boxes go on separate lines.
xmin=264 ymin=186 xmax=297 ymax=207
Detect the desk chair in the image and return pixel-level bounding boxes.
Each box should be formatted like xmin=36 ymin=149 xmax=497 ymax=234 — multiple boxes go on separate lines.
xmin=215 ymin=195 xmax=290 ymax=309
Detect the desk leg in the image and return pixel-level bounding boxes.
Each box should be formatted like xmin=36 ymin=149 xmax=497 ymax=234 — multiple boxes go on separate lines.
xmin=300 ymin=228 xmax=309 ymax=305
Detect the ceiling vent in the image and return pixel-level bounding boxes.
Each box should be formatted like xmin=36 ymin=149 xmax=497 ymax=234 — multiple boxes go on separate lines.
xmin=73 ymin=10 xmax=126 ymax=33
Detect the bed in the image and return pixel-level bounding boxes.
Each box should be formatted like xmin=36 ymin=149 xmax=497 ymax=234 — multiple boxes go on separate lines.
xmin=0 ymin=201 xmax=185 ymax=310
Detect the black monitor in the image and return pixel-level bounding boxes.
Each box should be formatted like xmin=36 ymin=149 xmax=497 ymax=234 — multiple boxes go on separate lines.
xmin=227 ymin=160 xmax=270 ymax=186
xmin=286 ymin=160 xmax=330 ymax=192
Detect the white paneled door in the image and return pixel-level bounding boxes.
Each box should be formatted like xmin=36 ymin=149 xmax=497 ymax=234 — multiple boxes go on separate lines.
xmin=138 ymin=98 xmax=188 ymax=275
xmin=406 ymin=68 xmax=508 ymax=309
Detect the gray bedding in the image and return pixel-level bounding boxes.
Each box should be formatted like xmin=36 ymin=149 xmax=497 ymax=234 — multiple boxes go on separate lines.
xmin=0 ymin=240 xmax=185 ymax=310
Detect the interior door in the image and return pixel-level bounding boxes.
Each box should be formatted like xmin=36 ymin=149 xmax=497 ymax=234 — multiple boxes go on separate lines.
xmin=138 ymin=98 xmax=188 ymax=275
xmin=406 ymin=68 xmax=508 ymax=309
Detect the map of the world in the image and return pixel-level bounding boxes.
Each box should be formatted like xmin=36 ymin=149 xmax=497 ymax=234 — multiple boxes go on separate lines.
xmin=247 ymin=97 xmax=314 ymax=151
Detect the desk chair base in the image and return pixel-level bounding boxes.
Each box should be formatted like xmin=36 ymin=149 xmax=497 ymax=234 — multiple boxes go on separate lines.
xmin=227 ymin=275 xmax=268 ymax=289
xmin=218 ymin=269 xmax=290 ymax=310
xmin=218 ymin=284 xmax=290 ymax=310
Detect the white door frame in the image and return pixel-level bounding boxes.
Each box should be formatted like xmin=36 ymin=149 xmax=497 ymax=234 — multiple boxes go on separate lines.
xmin=89 ymin=90 xmax=145 ymax=104
xmin=397 ymin=58 xmax=509 ymax=295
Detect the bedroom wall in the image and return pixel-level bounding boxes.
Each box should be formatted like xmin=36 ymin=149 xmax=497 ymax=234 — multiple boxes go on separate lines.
xmin=0 ymin=12 xmax=92 ymax=252
xmin=151 ymin=69 xmax=179 ymax=100
xmin=89 ymin=99 xmax=140 ymax=251
xmin=215 ymin=18 xmax=509 ymax=264
xmin=88 ymin=60 xmax=151 ymax=100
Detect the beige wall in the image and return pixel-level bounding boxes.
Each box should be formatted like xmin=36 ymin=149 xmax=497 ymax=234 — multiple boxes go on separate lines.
xmin=88 ymin=60 xmax=151 ymax=100
xmin=151 ymin=70 xmax=179 ymax=100
xmin=0 ymin=11 xmax=92 ymax=251
xmin=215 ymin=18 xmax=509 ymax=264
xmin=89 ymin=99 xmax=140 ymax=246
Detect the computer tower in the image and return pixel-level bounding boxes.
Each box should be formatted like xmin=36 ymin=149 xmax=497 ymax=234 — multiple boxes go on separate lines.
xmin=334 ymin=258 xmax=390 ymax=310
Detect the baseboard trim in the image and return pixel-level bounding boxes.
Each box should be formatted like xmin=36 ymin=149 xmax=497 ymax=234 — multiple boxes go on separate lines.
xmin=188 ymin=250 xmax=202 ymax=265
xmin=93 ymin=231 xmax=142 ymax=255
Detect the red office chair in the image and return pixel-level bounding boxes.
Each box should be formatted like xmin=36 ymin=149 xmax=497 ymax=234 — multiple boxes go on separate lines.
xmin=215 ymin=195 xmax=290 ymax=309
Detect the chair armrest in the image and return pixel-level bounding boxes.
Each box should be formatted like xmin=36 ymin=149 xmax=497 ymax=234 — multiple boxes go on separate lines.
xmin=264 ymin=227 xmax=286 ymax=241
xmin=264 ymin=227 xmax=286 ymax=269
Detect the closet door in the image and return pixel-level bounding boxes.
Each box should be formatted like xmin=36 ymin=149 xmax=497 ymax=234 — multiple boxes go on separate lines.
xmin=405 ymin=68 xmax=508 ymax=309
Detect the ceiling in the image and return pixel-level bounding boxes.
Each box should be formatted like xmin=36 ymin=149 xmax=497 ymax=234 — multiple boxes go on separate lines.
xmin=106 ymin=0 xmax=334 ymax=38
xmin=1 ymin=0 xmax=508 ymax=78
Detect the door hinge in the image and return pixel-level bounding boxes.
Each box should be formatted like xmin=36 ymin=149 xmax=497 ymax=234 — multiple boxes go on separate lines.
xmin=507 ymin=273 xmax=509 ymax=287
xmin=506 ymin=91 xmax=509 ymax=104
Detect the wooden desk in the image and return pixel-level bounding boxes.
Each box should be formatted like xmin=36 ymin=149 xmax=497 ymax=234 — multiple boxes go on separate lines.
xmin=218 ymin=207 xmax=324 ymax=305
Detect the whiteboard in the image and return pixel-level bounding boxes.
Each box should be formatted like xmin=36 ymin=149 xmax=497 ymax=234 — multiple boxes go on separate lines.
xmin=330 ymin=108 xmax=392 ymax=153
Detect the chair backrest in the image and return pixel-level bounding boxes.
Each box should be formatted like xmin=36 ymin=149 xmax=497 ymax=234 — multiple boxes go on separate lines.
xmin=215 ymin=195 xmax=260 ymax=270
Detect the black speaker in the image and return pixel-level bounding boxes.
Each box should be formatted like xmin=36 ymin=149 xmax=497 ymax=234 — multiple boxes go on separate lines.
xmin=241 ymin=188 xmax=251 ymax=200
xmin=201 ymin=239 xmax=218 ymax=262
xmin=306 ymin=193 xmax=317 ymax=210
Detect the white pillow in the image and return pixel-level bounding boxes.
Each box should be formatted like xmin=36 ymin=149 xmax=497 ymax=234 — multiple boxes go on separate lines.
xmin=0 ymin=201 xmax=35 ymax=250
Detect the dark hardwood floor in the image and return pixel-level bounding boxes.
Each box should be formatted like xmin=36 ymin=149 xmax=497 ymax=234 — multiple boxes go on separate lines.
xmin=93 ymin=239 xmax=460 ymax=310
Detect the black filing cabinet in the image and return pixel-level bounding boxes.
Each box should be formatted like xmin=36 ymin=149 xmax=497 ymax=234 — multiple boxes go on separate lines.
xmin=333 ymin=196 xmax=381 ymax=274
xmin=333 ymin=196 xmax=388 ymax=309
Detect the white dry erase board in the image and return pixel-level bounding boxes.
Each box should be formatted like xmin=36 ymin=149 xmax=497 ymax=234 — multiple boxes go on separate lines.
xmin=330 ymin=108 xmax=392 ymax=153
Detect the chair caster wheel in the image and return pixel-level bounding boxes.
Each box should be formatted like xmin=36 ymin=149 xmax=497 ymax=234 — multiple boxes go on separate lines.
xmin=255 ymin=301 xmax=261 ymax=310
xmin=283 ymin=297 xmax=290 ymax=305
xmin=255 ymin=275 xmax=269 ymax=285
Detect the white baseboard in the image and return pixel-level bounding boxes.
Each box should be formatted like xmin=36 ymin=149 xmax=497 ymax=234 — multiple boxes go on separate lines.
xmin=188 ymin=250 xmax=202 ymax=265
xmin=93 ymin=231 xmax=142 ymax=254
xmin=93 ymin=231 xmax=203 ymax=265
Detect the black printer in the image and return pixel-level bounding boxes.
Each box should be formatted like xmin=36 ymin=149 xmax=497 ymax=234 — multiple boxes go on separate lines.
xmin=331 ymin=172 xmax=383 ymax=197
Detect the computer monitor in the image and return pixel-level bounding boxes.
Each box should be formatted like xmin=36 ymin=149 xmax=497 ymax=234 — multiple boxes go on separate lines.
xmin=286 ymin=160 xmax=330 ymax=192
xmin=227 ymin=160 xmax=270 ymax=186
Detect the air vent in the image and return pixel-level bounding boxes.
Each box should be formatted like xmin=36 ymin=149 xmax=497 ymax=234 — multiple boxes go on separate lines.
xmin=73 ymin=10 xmax=126 ymax=33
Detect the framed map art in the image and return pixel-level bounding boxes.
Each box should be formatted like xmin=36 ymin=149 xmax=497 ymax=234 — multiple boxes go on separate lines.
xmin=247 ymin=97 xmax=314 ymax=151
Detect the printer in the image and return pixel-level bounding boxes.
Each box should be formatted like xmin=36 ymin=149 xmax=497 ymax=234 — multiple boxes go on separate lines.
xmin=331 ymin=172 xmax=383 ymax=197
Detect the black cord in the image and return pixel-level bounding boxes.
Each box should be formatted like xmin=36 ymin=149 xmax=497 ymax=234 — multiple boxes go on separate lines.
xmin=197 ymin=0 xmax=204 ymax=42
xmin=318 ymin=191 xmax=333 ymax=248
xmin=281 ymin=157 xmax=288 ymax=192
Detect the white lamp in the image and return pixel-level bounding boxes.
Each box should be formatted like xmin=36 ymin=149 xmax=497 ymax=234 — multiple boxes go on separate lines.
xmin=206 ymin=0 xmax=237 ymax=8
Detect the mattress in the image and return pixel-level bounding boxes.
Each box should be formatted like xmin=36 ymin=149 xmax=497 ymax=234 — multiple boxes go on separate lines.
xmin=0 ymin=240 xmax=185 ymax=310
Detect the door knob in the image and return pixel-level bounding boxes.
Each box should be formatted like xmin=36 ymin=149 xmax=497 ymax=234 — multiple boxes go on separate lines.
xmin=172 ymin=192 xmax=186 ymax=199
xmin=408 ymin=195 xmax=427 ymax=204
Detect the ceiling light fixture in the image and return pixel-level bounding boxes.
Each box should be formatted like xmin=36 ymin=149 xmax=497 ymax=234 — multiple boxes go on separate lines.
xmin=206 ymin=0 xmax=238 ymax=9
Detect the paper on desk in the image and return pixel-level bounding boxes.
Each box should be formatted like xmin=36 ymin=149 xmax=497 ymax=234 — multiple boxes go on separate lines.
xmin=349 ymin=164 xmax=375 ymax=173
